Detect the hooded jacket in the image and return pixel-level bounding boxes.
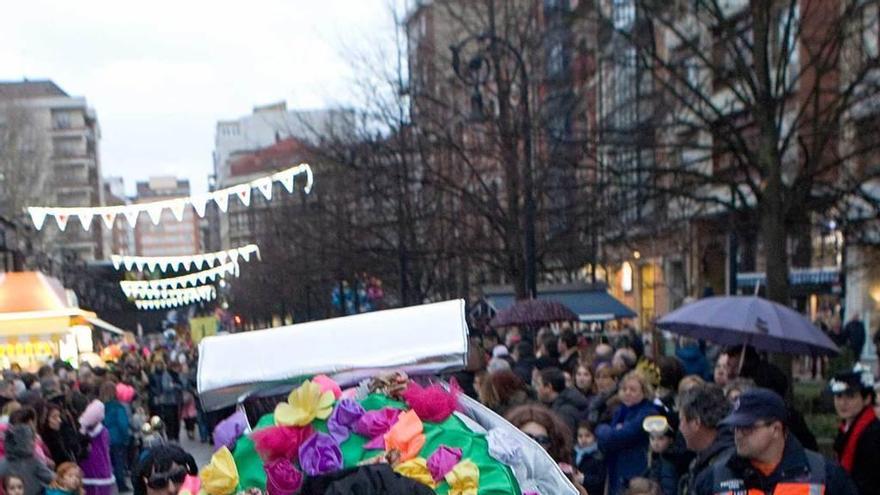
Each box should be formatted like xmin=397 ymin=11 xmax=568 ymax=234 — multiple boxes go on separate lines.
xmin=0 ymin=425 xmax=55 ymax=495
xmin=550 ymin=387 xmax=591 ymax=433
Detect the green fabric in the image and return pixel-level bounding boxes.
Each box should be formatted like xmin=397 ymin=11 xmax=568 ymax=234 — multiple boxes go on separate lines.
xmin=229 ymin=393 xmax=520 ymax=495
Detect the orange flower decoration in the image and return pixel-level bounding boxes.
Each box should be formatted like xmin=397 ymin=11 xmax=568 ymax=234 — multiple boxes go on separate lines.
xmin=384 ymin=409 xmax=426 ymax=461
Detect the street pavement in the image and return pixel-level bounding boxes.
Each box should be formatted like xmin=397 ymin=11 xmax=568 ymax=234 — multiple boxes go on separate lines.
xmin=178 ymin=432 xmax=215 ymax=468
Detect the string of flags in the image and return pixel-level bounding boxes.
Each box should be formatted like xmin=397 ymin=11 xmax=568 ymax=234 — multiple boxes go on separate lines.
xmin=27 ymin=164 xmax=313 ymax=231
xmin=111 ymin=245 xmax=260 ymax=273
xmin=123 ymin=285 xmax=216 ymax=301
xmin=134 ymin=288 xmax=218 ymax=310
xmin=120 ymin=261 xmax=239 ymax=292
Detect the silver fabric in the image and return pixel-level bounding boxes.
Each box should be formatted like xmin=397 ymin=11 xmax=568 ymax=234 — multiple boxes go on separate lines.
xmin=197 ymin=299 xmax=469 ymax=411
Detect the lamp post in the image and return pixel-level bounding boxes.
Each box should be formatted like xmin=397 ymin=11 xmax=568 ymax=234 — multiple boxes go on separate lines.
xmin=450 ymin=33 xmax=537 ymax=299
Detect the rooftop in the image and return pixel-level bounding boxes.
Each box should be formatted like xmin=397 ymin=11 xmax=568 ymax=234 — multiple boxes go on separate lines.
xmin=0 ymin=80 xmax=68 ymax=100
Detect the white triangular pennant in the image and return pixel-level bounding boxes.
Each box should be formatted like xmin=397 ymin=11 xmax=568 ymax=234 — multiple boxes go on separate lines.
xmin=146 ymin=205 xmax=164 ymax=225
xmin=124 ymin=259 xmax=135 ymax=271
xmin=234 ymin=186 xmax=251 ymax=207
xmin=240 ymin=248 xmax=252 ymax=262
xmin=193 ymin=255 xmax=207 ymax=270
xmin=111 ymin=257 xmax=121 ymax=270
xmin=191 ymin=195 xmax=208 ymax=218
xmin=124 ymin=208 xmax=140 ymax=227
xmin=213 ymin=191 xmax=229 ymax=212
xmin=159 ymin=260 xmax=172 ymax=272
xmin=279 ymin=170 xmax=295 ymax=193
xmin=170 ymin=200 xmax=186 ymax=222
xmin=227 ymin=249 xmax=239 ymax=263
xmin=173 ymin=260 xmax=184 ymax=271
xmin=78 ymin=212 xmax=93 ymax=231
xmin=134 ymin=260 xmax=146 ymax=271
xmin=197 ymin=273 xmax=208 ymax=284
xmin=28 ymin=208 xmax=48 ymax=230
xmin=204 ymin=253 xmax=217 ymax=267
xmin=255 ymin=178 xmax=273 ymax=201
xmin=101 ymin=211 xmax=116 ymax=229
xmin=146 ymin=260 xmax=159 ymax=272
xmin=54 ymin=213 xmax=70 ymax=231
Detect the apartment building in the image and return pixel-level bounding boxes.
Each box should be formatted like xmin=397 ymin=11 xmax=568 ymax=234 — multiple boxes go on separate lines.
xmin=134 ymin=177 xmax=200 ymax=256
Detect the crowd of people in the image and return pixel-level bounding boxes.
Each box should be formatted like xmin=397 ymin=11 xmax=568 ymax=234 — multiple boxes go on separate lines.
xmin=0 ymin=331 xmax=205 ymax=495
xmin=450 ymin=324 xmax=880 ymax=495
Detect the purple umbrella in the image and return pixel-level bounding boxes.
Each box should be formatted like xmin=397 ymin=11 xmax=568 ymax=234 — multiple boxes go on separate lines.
xmin=657 ymin=296 xmax=839 ymax=356
xmin=490 ymin=298 xmax=578 ymax=328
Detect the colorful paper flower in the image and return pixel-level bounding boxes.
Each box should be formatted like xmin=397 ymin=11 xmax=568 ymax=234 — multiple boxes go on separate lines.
xmin=384 ymin=409 xmax=426 ymax=462
xmin=200 ymin=447 xmax=239 ymax=495
xmin=312 ymin=374 xmax=343 ymax=399
xmin=213 ymin=411 xmax=249 ymax=452
xmin=402 ymin=381 xmax=458 ymax=423
xmin=393 ymin=457 xmax=437 ymax=488
xmin=327 ymin=398 xmax=365 ymax=443
xmin=427 ymin=445 xmax=462 ymax=482
xmin=264 ymin=458 xmax=302 ymax=495
xmin=354 ymin=407 xmax=401 ymax=446
xmin=274 ymin=380 xmax=335 ymax=427
xmin=445 ymin=459 xmax=480 ymax=495
xmin=298 ymin=432 xmax=343 ymax=476
xmin=251 ymin=424 xmax=314 ymax=462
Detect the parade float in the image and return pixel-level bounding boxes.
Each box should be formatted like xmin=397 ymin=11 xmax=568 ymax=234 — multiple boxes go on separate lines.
xmin=196 ymin=299 xmax=578 ymax=495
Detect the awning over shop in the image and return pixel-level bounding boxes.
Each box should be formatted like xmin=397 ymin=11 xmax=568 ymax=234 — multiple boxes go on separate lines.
xmin=483 ymin=283 xmax=637 ymax=322
xmin=736 ymin=267 xmax=840 ymax=287
xmin=84 ymin=316 xmax=125 ymax=336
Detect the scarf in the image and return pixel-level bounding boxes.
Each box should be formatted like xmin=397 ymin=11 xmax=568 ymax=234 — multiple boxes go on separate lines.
xmin=839 ymin=406 xmax=876 ymax=473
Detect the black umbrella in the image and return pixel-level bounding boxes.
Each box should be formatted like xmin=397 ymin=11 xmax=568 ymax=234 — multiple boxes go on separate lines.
xmin=489 ymin=299 xmax=578 ymax=328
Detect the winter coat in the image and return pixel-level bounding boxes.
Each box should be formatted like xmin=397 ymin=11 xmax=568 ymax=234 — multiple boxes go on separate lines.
xmin=79 ymin=426 xmax=114 ymax=495
xmin=679 ymin=426 xmax=734 ymax=495
xmin=693 ymin=435 xmax=857 ymax=495
xmin=551 ymin=387 xmax=591 ymax=434
xmin=512 ymin=356 xmax=537 ymax=386
xmin=596 ymin=399 xmax=658 ymax=495
xmin=575 ymin=445 xmax=606 ymax=495
xmin=102 ymin=400 xmax=131 ymax=447
xmin=645 ymin=445 xmax=687 ymax=495
xmin=0 ymin=424 xmax=55 ymax=495
xmin=833 ymin=407 xmax=880 ymax=495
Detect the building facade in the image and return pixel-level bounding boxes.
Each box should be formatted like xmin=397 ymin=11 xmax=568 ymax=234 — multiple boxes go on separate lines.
xmin=133 ymin=177 xmax=200 ymax=257
xmin=0 ymin=80 xmax=106 ymax=262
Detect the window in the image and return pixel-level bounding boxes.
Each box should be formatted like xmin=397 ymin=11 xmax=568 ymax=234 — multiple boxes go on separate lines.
xmin=613 ymin=0 xmax=635 ymax=31
xmin=547 ymin=39 xmax=566 ymax=77
xmin=52 ymin=111 xmax=71 ymax=130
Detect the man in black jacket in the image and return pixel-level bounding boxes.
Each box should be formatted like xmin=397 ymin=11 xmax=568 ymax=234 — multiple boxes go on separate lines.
xmin=831 ymin=366 xmax=880 ymax=495
xmin=694 ymin=388 xmax=857 ymax=495
xmin=536 ymin=367 xmax=590 ymax=434
xmin=677 ymin=384 xmax=733 ymax=495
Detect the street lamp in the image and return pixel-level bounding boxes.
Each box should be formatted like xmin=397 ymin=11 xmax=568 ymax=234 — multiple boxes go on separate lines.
xmin=450 ymin=33 xmax=537 ymax=298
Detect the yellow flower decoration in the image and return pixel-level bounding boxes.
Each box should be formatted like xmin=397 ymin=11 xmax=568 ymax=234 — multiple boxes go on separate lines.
xmin=445 ymin=460 xmax=479 ymax=495
xmin=199 ymin=447 xmax=239 ymax=495
xmin=274 ymin=379 xmax=336 ymax=426
xmin=393 ymin=457 xmax=437 ymax=488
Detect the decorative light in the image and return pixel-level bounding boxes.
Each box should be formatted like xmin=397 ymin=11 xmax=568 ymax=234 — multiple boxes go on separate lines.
xmin=622 ymin=261 xmax=634 ymax=293
xmin=27 ymin=164 xmax=314 ymax=231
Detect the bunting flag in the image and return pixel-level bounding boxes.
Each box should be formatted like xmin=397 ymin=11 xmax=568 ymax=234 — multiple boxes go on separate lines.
xmin=120 ymin=261 xmax=239 ymax=292
xmin=134 ymin=288 xmax=218 ymax=310
xmin=125 ymin=285 xmax=216 ymax=301
xmin=26 ymin=164 xmax=314 ymax=231
xmin=110 ymin=245 xmax=260 ymax=273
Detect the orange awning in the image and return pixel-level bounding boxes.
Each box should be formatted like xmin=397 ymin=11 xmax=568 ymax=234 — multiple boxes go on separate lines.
xmin=0 ymin=272 xmax=94 ymax=336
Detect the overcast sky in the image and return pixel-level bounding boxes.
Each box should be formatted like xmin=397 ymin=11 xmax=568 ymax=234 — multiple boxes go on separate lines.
xmin=0 ymin=0 xmax=399 ymax=195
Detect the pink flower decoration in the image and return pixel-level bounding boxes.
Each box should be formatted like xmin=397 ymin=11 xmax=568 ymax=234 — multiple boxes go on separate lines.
xmin=427 ymin=445 xmax=463 ymax=482
xmin=251 ymin=425 xmax=314 ymax=462
xmin=312 ymin=374 xmax=342 ymax=399
xmin=264 ymin=458 xmax=302 ymax=495
xmin=353 ymin=407 xmax=401 ymax=440
xmin=401 ymin=381 xmax=458 ymax=423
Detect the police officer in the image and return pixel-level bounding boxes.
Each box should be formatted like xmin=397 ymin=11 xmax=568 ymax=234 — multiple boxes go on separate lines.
xmin=694 ymin=388 xmax=856 ymax=495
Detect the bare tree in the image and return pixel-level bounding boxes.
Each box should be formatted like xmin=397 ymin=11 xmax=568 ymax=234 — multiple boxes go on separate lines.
xmin=0 ymin=102 xmax=51 ymax=220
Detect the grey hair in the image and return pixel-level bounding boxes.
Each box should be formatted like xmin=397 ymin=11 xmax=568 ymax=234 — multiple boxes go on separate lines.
xmin=678 ymin=384 xmax=730 ymax=429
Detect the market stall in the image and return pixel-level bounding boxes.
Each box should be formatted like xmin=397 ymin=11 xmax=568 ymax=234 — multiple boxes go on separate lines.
xmin=0 ymin=271 xmax=124 ymax=369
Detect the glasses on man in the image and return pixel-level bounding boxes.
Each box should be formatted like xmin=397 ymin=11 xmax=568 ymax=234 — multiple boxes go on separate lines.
xmin=146 ymin=467 xmax=186 ymax=489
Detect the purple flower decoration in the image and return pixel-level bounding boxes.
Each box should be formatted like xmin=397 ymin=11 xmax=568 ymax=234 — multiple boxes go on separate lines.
xmin=213 ymin=410 xmax=248 ymax=452
xmin=353 ymin=407 xmax=401 ymax=439
xmin=427 ymin=445 xmax=462 ymax=482
xmin=298 ymin=432 xmax=343 ymax=476
xmin=264 ymin=458 xmax=302 ymax=495
xmin=327 ymin=399 xmax=365 ymax=443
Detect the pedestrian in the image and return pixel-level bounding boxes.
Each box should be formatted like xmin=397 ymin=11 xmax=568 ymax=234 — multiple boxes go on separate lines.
xmin=0 ymin=425 xmax=55 ymax=495
xmin=535 ymin=367 xmax=591 ymax=435
xmin=147 ymin=360 xmax=182 ymax=442
xmin=574 ymin=421 xmax=605 ymax=495
xmin=642 ymin=415 xmax=686 ymax=495
xmin=3 ymin=475 xmax=26 ymax=495
xmin=99 ymin=382 xmax=132 ymax=493
xmin=558 ymin=331 xmax=580 ymax=374
xmin=46 ymin=462 xmax=84 ymax=495
xmin=676 ymin=384 xmax=733 ymax=495
xmin=830 ymin=366 xmax=880 ymax=495
xmin=693 ymin=388 xmax=857 ymax=495
xmin=597 ymin=370 xmax=658 ymax=495
xmin=131 ymin=444 xmax=197 ymax=495
xmin=77 ymin=400 xmax=114 ymax=495
xmin=843 ymin=315 xmax=867 ymax=362
xmin=475 ymin=369 xmax=531 ymax=417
